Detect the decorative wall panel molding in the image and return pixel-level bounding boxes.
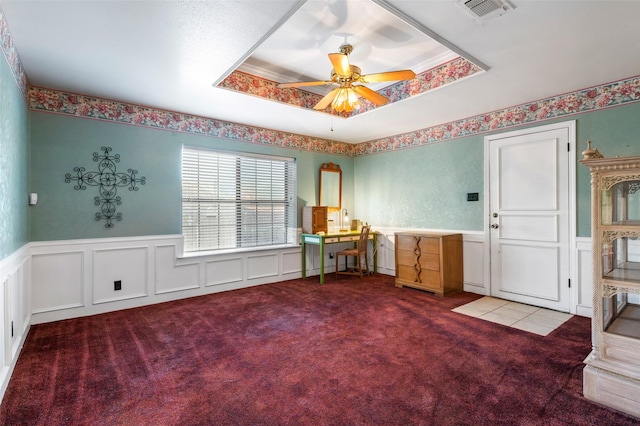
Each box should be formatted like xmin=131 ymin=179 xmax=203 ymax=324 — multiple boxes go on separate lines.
xmin=155 ymin=244 xmax=199 ymax=294
xmin=31 ymin=251 xmax=84 ymax=313
xmin=576 ymin=238 xmax=594 ymax=318
xmin=282 ymin=251 xmax=302 ymax=275
xmin=247 ymin=253 xmax=280 ymax=280
xmin=93 ymin=246 xmax=148 ymax=304
xmin=0 ymin=243 xmax=31 ymax=401
xmin=29 ymin=235 xmax=303 ymax=324
xmin=205 ymin=257 xmax=243 ymax=287
xmin=462 ymin=237 xmax=485 ymax=291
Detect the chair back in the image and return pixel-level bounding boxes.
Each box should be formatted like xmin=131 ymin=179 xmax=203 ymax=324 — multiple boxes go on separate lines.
xmin=357 ymin=225 xmax=371 ymax=252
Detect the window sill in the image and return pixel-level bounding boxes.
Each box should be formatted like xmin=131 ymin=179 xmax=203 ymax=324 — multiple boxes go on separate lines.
xmin=179 ymin=243 xmax=300 ymax=259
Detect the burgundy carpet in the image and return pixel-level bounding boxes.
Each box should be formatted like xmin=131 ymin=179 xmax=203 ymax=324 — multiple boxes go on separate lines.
xmin=1 ymin=274 xmax=639 ymax=425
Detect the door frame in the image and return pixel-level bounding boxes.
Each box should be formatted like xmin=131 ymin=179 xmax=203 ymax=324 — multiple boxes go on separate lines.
xmin=483 ymin=120 xmax=577 ymax=313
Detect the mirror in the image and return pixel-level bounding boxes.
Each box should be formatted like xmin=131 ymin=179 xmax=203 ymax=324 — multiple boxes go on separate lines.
xmin=319 ymin=162 xmax=342 ymax=209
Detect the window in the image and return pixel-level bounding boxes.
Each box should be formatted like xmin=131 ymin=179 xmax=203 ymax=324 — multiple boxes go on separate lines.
xmin=182 ymin=147 xmax=297 ymax=252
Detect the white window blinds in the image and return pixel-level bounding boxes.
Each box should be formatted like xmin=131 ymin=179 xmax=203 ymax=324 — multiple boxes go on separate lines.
xmin=182 ymin=147 xmax=297 ymax=252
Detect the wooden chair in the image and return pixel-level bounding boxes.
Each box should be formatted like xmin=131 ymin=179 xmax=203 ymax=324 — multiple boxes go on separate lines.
xmin=335 ymin=225 xmax=371 ymax=279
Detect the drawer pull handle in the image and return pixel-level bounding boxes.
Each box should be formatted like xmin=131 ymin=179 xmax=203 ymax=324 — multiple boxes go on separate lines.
xmin=413 ymin=236 xmax=422 ymax=283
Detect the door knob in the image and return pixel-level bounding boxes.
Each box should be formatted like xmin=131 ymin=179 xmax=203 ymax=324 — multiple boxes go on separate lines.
xmin=491 ymin=223 xmax=499 ymax=229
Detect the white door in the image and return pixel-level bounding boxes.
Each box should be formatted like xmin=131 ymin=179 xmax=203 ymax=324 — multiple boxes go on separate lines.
xmin=488 ymin=124 xmax=573 ymax=312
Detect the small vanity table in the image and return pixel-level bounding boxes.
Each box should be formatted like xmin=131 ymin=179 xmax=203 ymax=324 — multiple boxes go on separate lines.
xmin=302 ymin=162 xmax=377 ymax=284
xmin=301 ymin=231 xmax=377 ymax=284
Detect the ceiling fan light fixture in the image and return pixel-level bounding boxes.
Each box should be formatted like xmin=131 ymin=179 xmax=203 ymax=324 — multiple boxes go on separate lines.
xmin=278 ymin=44 xmax=414 ymax=113
xmin=331 ymin=87 xmax=360 ymax=112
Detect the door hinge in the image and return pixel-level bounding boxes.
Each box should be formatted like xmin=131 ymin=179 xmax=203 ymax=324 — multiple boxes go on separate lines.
xmin=568 ymin=278 xmax=571 ymax=288
xmin=567 ymin=143 xmax=570 ymax=152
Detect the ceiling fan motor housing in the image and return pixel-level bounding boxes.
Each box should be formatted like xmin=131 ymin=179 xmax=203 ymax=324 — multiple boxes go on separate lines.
xmin=331 ymin=65 xmax=361 ymax=83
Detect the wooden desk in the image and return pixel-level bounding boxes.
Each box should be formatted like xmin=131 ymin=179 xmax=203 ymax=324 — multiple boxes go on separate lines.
xmin=301 ymin=231 xmax=377 ymax=284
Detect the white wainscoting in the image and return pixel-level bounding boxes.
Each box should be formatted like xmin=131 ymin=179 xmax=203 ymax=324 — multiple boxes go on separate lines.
xmin=29 ymin=235 xmax=302 ymax=325
xmin=576 ymin=237 xmax=594 ymax=318
xmin=23 ymin=232 xmax=598 ymax=325
xmin=0 ymin=244 xmax=31 ymax=400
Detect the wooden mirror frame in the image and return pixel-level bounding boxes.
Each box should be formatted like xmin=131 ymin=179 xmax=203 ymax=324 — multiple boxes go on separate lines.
xmin=319 ymin=162 xmax=342 ymax=209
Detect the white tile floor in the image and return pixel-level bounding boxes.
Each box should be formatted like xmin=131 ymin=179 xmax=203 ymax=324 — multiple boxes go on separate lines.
xmin=452 ymin=296 xmax=573 ymax=336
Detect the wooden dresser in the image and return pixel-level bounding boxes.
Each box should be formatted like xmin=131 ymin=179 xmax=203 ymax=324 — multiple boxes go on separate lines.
xmin=395 ymin=232 xmax=463 ymax=297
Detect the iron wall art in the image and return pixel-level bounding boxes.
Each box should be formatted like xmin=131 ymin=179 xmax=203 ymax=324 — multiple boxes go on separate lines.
xmin=65 ymin=146 xmax=146 ymax=228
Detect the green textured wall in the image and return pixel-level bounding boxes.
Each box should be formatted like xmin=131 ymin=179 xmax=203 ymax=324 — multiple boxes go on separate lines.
xmin=29 ymin=112 xmax=353 ymax=241
xmin=0 ymin=55 xmax=29 ymax=259
xmin=354 ymin=136 xmax=483 ymax=230
xmin=24 ymin=97 xmax=640 ymax=243
xmin=573 ymin=103 xmax=640 ymax=237
xmin=354 ymin=103 xmax=640 ymax=237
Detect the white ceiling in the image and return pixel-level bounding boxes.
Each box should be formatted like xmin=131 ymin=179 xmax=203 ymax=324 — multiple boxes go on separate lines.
xmin=238 ymin=0 xmax=465 ymax=95
xmin=3 ymin=0 xmax=640 ymax=144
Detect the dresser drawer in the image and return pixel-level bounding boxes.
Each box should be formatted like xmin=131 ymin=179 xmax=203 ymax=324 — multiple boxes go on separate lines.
xmin=419 ymin=269 xmax=441 ymax=289
xmin=396 ymin=248 xmax=440 ymax=271
xmin=396 ymin=266 xmax=441 ymax=290
xmin=419 ymin=253 xmax=440 ymax=271
xmin=418 ymin=237 xmax=439 ymax=254
xmin=396 ymin=249 xmax=417 ymax=267
xmin=396 ymin=264 xmax=421 ymax=282
xmin=396 ymin=235 xmax=440 ymax=255
xmin=396 ymin=262 xmax=441 ymax=281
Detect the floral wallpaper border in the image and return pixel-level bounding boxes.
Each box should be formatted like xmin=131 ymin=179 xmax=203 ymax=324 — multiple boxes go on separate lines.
xmin=0 ymin=4 xmax=28 ymax=97
xmin=218 ymin=57 xmax=483 ymax=116
xmin=354 ymin=75 xmax=640 ymax=156
xmin=3 ymin=4 xmax=640 ymax=157
xmin=28 ymin=86 xmax=354 ymax=155
xmin=28 ymin=74 xmax=640 ymax=157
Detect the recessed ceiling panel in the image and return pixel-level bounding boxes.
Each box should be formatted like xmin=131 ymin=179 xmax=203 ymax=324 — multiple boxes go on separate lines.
xmin=237 ymin=0 xmax=464 ymax=94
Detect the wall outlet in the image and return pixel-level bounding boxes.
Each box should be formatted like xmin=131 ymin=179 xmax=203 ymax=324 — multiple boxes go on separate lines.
xmin=467 ymin=192 xmax=479 ymax=201
xmin=114 ymin=280 xmax=122 ymax=291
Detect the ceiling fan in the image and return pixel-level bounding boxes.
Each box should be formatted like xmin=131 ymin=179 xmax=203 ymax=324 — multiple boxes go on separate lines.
xmin=277 ymin=44 xmax=416 ymax=113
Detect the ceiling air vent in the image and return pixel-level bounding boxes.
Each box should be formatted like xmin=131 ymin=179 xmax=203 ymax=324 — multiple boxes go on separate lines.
xmin=458 ymin=0 xmax=514 ymax=21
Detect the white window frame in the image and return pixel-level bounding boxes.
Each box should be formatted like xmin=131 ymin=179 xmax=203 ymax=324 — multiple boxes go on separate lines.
xmin=181 ymin=146 xmax=297 ymax=253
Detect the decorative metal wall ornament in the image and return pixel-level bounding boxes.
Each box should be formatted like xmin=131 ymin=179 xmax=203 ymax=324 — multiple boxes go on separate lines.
xmin=64 ymin=146 xmax=146 ymax=228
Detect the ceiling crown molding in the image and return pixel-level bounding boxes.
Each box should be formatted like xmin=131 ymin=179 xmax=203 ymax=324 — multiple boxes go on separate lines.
xmin=218 ymin=57 xmax=483 ymax=117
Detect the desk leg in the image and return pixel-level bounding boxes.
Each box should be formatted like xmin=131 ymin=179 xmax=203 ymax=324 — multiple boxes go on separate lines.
xmin=373 ymin=234 xmax=377 ymax=274
xmin=319 ymin=240 xmax=325 ymax=284
xmin=301 ymin=241 xmax=306 ymax=279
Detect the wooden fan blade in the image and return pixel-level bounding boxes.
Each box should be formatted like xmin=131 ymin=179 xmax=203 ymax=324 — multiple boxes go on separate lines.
xmin=314 ymin=88 xmax=341 ymax=110
xmin=352 ymin=85 xmax=389 ymax=106
xmin=359 ymin=70 xmax=416 ymax=84
xmin=278 ymin=80 xmax=332 ymax=88
xmin=328 ymin=53 xmax=351 ymax=77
